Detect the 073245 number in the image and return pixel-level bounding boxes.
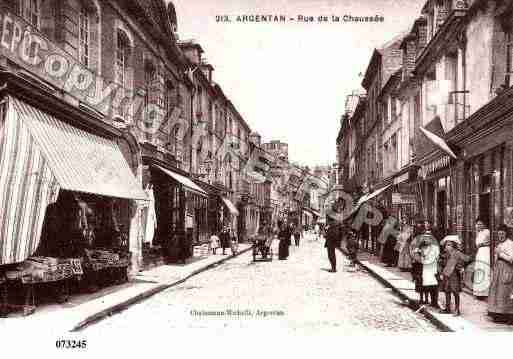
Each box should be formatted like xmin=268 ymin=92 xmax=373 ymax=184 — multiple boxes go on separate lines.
xmin=55 ymin=339 xmax=87 ymax=349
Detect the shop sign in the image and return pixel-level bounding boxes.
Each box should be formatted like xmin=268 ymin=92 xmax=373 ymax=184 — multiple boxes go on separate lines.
xmin=391 ymin=193 xmax=416 ymax=204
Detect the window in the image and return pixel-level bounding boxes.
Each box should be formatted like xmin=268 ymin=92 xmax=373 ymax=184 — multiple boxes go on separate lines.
xmin=506 ymin=31 xmax=513 ymax=88
xmin=144 ymin=61 xmax=157 ymax=107
xmin=391 ymin=97 xmax=397 ymax=123
xmin=115 ymin=31 xmax=130 ymax=87
xmin=18 ymin=0 xmax=40 ymax=29
xmin=171 ymin=125 xmax=180 ymax=157
xmin=382 ymin=101 xmax=389 ymax=125
xmin=79 ymin=6 xmax=90 ymax=67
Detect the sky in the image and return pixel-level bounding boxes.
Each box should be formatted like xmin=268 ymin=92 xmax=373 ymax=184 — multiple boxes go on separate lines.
xmin=171 ymin=0 xmax=426 ymax=167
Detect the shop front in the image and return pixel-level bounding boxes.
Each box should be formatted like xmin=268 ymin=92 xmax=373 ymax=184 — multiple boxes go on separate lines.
xmin=222 ymin=196 xmax=240 ymax=235
xmin=143 ymin=162 xmax=208 ymax=264
xmin=0 ymin=75 xmax=146 ymax=316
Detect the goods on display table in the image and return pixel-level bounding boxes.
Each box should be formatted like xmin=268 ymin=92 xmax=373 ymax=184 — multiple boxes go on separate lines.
xmin=0 ymin=191 xmax=133 ymax=316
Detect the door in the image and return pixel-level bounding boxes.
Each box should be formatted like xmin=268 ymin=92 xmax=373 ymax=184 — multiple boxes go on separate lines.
xmin=437 ymin=190 xmax=447 ymax=239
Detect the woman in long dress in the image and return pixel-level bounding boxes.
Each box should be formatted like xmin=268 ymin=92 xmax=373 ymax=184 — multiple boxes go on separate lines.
xmin=397 ymin=221 xmax=413 ymax=271
xmin=488 ymin=224 xmax=513 ymax=322
xmin=473 ymin=218 xmax=491 ymax=298
xmin=278 ymin=221 xmax=290 ymax=260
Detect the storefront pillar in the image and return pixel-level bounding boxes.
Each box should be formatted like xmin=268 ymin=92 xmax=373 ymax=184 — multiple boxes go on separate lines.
xmin=504 ymin=141 xmax=513 ymax=209
xmin=454 ymin=160 xmax=465 ymax=240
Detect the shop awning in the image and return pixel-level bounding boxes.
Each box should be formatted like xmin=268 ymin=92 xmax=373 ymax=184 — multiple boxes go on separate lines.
xmin=222 ymin=197 xmax=239 ymax=216
xmin=11 ymin=97 xmax=148 ymax=200
xmin=351 ymin=184 xmax=393 ymax=215
xmin=0 ymin=97 xmax=147 ymax=265
xmin=419 ymin=126 xmax=457 ymax=159
xmin=154 ymin=165 xmax=207 ymax=197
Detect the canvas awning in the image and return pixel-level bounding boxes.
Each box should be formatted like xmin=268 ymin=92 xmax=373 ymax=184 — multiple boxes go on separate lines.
xmin=351 ymin=184 xmax=393 ymax=215
xmin=154 ymin=165 xmax=207 ymax=197
xmin=419 ymin=126 xmax=457 ymax=159
xmin=11 ymin=97 xmax=148 ymax=200
xmin=222 ymin=197 xmax=239 ymax=216
xmin=0 ymin=97 xmax=147 ymax=265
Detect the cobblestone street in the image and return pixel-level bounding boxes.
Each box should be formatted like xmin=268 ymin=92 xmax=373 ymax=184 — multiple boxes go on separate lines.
xmin=83 ymin=235 xmax=438 ymax=334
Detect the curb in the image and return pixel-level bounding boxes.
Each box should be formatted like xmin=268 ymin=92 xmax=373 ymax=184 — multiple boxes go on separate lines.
xmin=71 ymin=245 xmax=253 ymax=332
xmin=337 ymin=247 xmax=452 ymax=332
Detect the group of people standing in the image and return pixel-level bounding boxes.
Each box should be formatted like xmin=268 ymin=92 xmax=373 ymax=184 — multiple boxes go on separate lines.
xmin=378 ymin=216 xmax=513 ymax=322
xmin=210 ymin=225 xmax=238 ymax=256
xmin=277 ymin=221 xmax=304 ymax=260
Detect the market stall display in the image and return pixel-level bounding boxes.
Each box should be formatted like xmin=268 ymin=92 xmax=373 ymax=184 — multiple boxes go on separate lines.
xmin=3 ymin=257 xmax=83 ymax=315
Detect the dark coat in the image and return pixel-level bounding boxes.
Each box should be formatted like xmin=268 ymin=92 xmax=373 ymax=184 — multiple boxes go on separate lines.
xmin=325 ymin=224 xmax=342 ymax=249
xmin=278 ymin=228 xmax=290 ymax=259
xmin=220 ymin=230 xmax=231 ymax=248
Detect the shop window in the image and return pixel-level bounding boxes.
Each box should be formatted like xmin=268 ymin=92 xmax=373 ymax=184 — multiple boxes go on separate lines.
xmin=78 ymin=5 xmax=90 ymax=67
xmin=171 ymin=186 xmax=181 ymax=233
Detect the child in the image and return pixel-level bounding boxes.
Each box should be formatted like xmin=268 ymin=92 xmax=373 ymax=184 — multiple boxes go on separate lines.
xmin=210 ymin=232 xmax=220 ymax=255
xmin=439 ymin=236 xmax=471 ymax=316
xmin=346 ymin=229 xmax=359 ymax=268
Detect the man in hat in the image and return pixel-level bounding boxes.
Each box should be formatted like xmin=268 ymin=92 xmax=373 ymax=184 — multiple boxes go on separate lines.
xmin=325 ymin=218 xmax=342 ymax=272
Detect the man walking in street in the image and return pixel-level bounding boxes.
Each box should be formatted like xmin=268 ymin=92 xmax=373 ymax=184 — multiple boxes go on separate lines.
xmin=325 ymin=220 xmax=342 ymax=272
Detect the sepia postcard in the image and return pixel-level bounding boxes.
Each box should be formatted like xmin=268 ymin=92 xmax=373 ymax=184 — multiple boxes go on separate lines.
xmin=0 ymin=0 xmax=511 ymax=355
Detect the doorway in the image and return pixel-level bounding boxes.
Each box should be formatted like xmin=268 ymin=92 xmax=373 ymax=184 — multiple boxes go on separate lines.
xmin=437 ymin=190 xmax=447 ymax=238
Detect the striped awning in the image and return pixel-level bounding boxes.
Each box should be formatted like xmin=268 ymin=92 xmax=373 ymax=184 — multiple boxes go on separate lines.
xmin=0 ymin=97 xmax=147 ymax=265
xmin=154 ymin=165 xmax=207 ymax=197
xmin=11 ymin=97 xmax=147 ymax=200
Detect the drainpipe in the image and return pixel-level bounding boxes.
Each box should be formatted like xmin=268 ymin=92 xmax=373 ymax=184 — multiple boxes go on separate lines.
xmin=190 ymin=88 xmax=194 ymax=175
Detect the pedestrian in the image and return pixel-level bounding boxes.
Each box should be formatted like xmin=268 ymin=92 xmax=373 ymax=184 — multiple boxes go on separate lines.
xmin=278 ymin=221 xmax=290 ymax=260
xmin=381 ymin=218 xmax=399 ymax=267
xmin=210 ymin=231 xmax=220 ymax=255
xmin=421 ymin=220 xmax=441 ymax=308
xmin=439 ymin=235 xmax=472 ymax=316
xmin=418 ymin=234 xmax=440 ymax=308
xmin=473 ymin=218 xmax=491 ymax=299
xmin=488 ymin=224 xmax=513 ymax=323
xmin=410 ymin=221 xmax=427 ymax=304
xmin=220 ymin=226 xmax=231 ymax=255
xmin=397 ymin=220 xmax=413 ymax=272
xmin=314 ymin=223 xmax=320 ymax=241
xmin=325 ymin=221 xmax=341 ymax=272
xmin=230 ymin=228 xmax=238 ymax=255
xmin=346 ymin=228 xmax=359 ymax=267
xmin=294 ymin=224 xmax=301 ymax=247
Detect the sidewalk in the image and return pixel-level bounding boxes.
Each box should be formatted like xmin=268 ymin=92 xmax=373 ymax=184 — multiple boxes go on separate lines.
xmin=0 ymin=244 xmax=252 ymax=334
xmin=341 ymin=246 xmax=512 ymax=332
